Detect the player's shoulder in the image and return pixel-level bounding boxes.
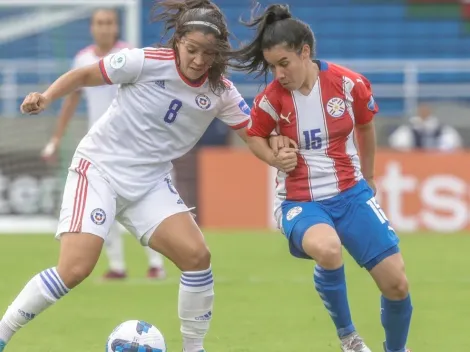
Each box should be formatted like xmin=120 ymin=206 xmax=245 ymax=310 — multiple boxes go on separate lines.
xmin=323 ymin=61 xmax=369 ymax=84
xmin=255 ymin=80 xmax=289 ymax=105
xmin=142 ymin=47 xmax=175 ymax=62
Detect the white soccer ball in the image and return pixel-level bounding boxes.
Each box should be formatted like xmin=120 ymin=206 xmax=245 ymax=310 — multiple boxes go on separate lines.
xmin=106 ymin=320 xmax=166 ymax=352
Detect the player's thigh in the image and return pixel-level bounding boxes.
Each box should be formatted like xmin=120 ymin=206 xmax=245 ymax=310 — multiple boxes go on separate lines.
xmin=335 ymin=180 xmax=400 ymax=270
xmin=369 ymin=252 xmax=409 ymax=299
xmin=118 ymin=174 xmax=206 ymax=271
xmin=56 ymin=158 xmax=117 ymax=286
xmin=281 ymin=201 xmax=341 ymax=266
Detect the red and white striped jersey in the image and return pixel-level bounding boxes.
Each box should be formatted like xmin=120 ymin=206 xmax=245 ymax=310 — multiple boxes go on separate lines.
xmin=72 ymin=41 xmax=130 ymax=127
xmin=75 ymin=47 xmax=250 ymax=200
xmin=247 ymin=60 xmax=378 ymax=211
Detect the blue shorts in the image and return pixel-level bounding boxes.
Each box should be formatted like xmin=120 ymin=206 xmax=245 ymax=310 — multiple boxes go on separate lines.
xmin=280 ymin=179 xmax=400 ymax=271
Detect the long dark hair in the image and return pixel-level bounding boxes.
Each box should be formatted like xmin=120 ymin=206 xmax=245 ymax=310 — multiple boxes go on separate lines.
xmin=230 ymin=4 xmax=315 ymax=82
xmin=151 ymin=0 xmax=231 ymax=94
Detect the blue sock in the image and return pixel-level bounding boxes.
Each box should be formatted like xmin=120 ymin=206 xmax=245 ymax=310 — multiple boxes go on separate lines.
xmin=381 ymin=294 xmax=413 ymax=352
xmin=313 ymin=265 xmax=355 ymax=338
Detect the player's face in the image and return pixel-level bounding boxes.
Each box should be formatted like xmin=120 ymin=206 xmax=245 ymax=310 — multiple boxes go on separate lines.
xmin=263 ymin=44 xmax=311 ymax=91
xmin=177 ymin=31 xmax=217 ymax=81
xmin=91 ymin=10 xmax=119 ymax=48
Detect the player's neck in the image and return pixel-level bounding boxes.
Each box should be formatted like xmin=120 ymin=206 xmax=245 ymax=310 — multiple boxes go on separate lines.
xmin=298 ymin=62 xmax=320 ymax=96
xmin=94 ymin=43 xmax=115 ymax=57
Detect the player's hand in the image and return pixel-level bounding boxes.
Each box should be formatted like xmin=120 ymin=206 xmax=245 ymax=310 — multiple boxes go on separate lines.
xmin=41 ymin=137 xmax=60 ymax=162
xmin=272 ymin=147 xmax=298 ymax=173
xmin=269 ymin=135 xmax=298 ymax=156
xmin=365 ymin=177 xmax=377 ymax=195
xmin=20 ymin=92 xmax=50 ymax=115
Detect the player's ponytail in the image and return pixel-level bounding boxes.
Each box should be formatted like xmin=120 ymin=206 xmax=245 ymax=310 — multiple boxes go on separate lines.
xmin=151 ymin=0 xmax=231 ymax=94
xmin=229 ymin=3 xmax=315 ymax=82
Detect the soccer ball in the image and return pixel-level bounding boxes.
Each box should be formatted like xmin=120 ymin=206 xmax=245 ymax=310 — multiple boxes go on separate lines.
xmin=106 ymin=320 xmax=166 ymax=352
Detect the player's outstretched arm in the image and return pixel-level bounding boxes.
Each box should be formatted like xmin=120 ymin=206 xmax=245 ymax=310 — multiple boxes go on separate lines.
xmin=20 ymin=64 xmax=104 ymax=115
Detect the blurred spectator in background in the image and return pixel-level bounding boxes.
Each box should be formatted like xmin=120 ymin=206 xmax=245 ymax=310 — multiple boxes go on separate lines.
xmin=388 ymin=103 xmax=463 ymax=151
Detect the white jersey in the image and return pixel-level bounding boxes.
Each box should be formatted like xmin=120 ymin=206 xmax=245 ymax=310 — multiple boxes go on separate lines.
xmin=75 ymin=47 xmax=250 ymax=201
xmin=73 ymin=41 xmax=130 ymax=127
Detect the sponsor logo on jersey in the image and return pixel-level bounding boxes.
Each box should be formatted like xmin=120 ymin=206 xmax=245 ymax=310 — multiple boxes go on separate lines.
xmin=90 ymin=208 xmax=106 ymax=225
xmin=195 ymin=94 xmax=211 ymax=110
xmin=280 ymin=112 xmax=291 ymax=124
xmin=326 ymin=97 xmax=346 ymax=118
xmin=238 ymin=99 xmax=250 ymax=115
xmin=367 ymin=95 xmax=376 ymax=111
xmin=110 ymin=53 xmax=126 ymax=69
xmin=164 ymin=177 xmax=178 ymax=194
xmin=286 ymin=206 xmax=302 ymax=221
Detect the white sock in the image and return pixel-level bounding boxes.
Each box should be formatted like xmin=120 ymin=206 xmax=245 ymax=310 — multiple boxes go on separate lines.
xmin=0 ymin=267 xmax=70 ymax=343
xmin=179 ymin=266 xmax=214 ymax=352
xmin=105 ymin=222 xmax=126 ymax=273
xmin=144 ymin=247 xmax=164 ymax=268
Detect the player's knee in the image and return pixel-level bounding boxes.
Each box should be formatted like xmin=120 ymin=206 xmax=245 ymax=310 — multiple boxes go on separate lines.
xmin=177 ymin=245 xmax=211 ymax=272
xmin=303 ymin=230 xmax=342 ymax=269
xmin=57 ymin=261 xmax=94 ymax=289
xmin=382 ymin=274 xmax=409 ymax=300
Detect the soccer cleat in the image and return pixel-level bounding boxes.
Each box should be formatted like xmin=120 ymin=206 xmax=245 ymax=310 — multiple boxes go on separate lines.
xmin=340 ymin=332 xmax=371 ymax=352
xmin=147 ymin=267 xmax=166 ymax=279
xmin=0 ymin=339 xmax=6 ymax=351
xmin=383 ymin=341 xmax=411 ymax=352
xmin=102 ymin=270 xmax=127 ymax=280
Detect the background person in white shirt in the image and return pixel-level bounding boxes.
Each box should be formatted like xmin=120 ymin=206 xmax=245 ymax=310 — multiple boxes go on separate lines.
xmin=41 ymin=8 xmax=166 ymax=280
xmin=388 ymin=103 xmax=463 ymax=151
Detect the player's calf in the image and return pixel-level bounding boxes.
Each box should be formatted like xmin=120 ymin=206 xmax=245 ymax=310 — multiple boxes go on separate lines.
xmin=298 ymin=224 xmax=358 ymax=340
xmin=148 ymin=212 xmax=213 ymax=352
xmin=369 ymin=252 xmax=413 ymax=352
xmin=0 ymin=232 xmax=103 ymax=347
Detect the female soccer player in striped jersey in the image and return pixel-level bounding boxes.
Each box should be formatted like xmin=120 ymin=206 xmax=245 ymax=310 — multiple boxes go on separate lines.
xmin=0 ymin=1 xmax=296 ymax=351
xmin=231 ymin=4 xmax=412 ymax=352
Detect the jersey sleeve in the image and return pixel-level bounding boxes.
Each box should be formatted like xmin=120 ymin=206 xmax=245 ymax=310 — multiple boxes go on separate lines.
xmin=217 ymin=84 xmax=251 ymax=130
xmin=246 ymin=90 xmax=279 ymax=138
xmin=352 ymin=75 xmax=379 ymax=125
xmin=99 ymin=48 xmax=145 ymax=85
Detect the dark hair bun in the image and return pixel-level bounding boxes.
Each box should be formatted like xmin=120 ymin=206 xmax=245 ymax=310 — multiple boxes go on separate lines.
xmin=264 ymin=4 xmax=291 ymax=25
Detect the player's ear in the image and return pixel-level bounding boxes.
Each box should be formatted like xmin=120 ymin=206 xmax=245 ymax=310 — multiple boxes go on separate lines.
xmin=301 ymin=44 xmax=310 ymax=60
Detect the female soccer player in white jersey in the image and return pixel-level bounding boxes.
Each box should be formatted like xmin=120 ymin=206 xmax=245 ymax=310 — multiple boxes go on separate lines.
xmin=231 ymin=4 xmax=413 ymax=352
xmin=0 ymin=1 xmax=297 ymax=351
xmin=41 ymin=7 xmax=166 ymax=281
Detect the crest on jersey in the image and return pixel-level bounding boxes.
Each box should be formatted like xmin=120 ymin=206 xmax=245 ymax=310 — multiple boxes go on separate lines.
xmin=238 ymin=99 xmax=250 ymax=115
xmin=326 ymin=97 xmax=346 ymax=118
xmin=110 ymin=53 xmax=126 ymax=69
xmin=286 ymin=206 xmax=302 ymax=221
xmin=195 ymin=94 xmax=211 ymax=110
xmin=90 ymin=208 xmax=106 ymax=225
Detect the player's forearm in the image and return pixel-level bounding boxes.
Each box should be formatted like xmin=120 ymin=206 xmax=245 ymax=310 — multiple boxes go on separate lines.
xmin=246 ymin=136 xmax=275 ymax=166
xmin=42 ymin=64 xmax=104 ymax=103
xmin=355 ymin=122 xmax=376 ymax=180
xmin=51 ymin=91 xmax=81 ymax=142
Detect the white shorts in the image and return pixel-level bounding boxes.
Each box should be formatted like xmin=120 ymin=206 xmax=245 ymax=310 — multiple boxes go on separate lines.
xmin=56 ymin=158 xmax=193 ymax=245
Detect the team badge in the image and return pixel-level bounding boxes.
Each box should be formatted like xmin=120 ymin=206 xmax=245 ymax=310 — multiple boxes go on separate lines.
xmin=326 ymin=97 xmax=346 ymax=118
xmin=110 ymin=53 xmax=126 ymax=69
xmin=286 ymin=206 xmax=303 ymax=221
xmin=195 ymin=94 xmax=211 ymax=110
xmin=90 ymin=208 xmax=106 ymax=225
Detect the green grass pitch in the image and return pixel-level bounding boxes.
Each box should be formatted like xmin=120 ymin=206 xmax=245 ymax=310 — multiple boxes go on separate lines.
xmin=0 ymin=231 xmax=468 ymax=351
